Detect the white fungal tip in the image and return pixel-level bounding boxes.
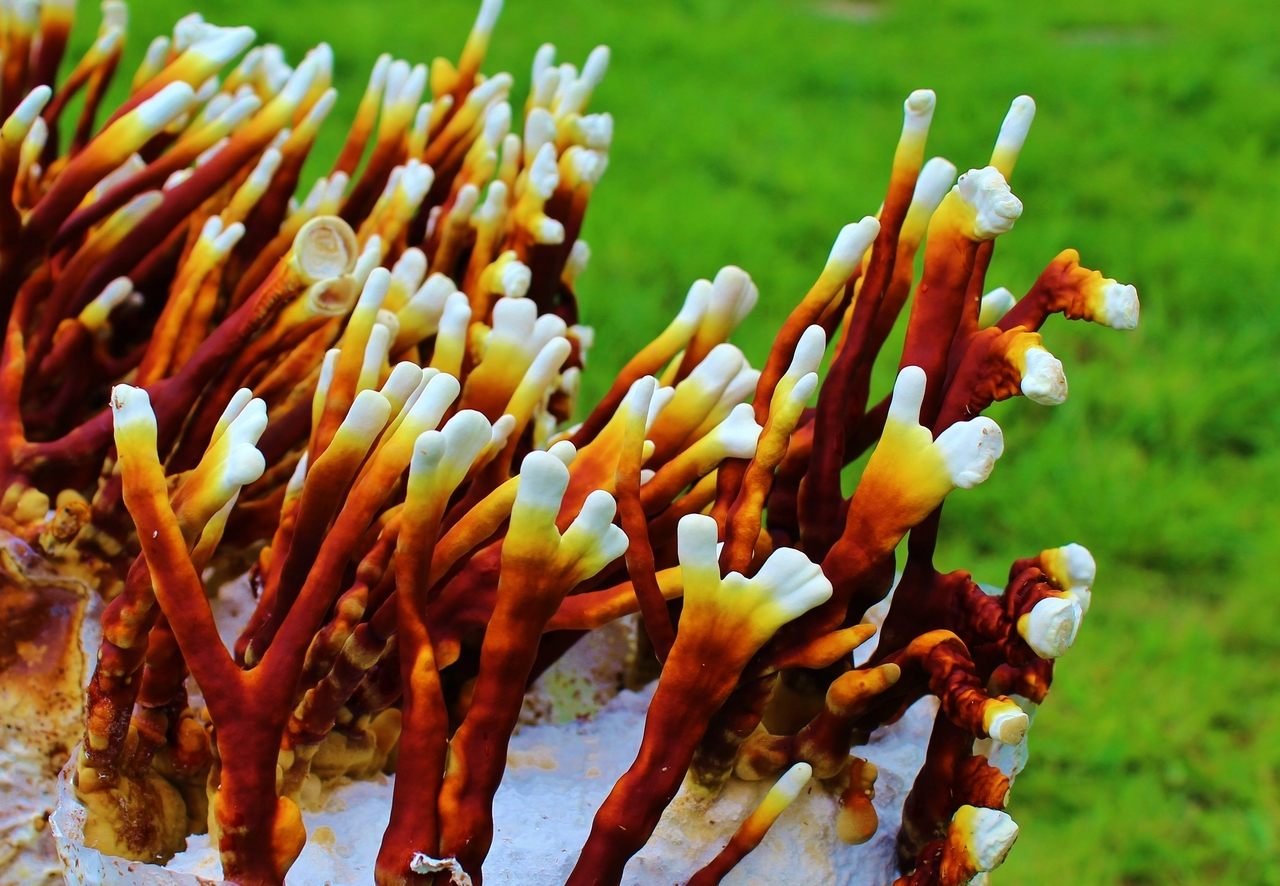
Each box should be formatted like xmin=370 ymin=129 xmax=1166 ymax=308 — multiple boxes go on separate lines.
xmin=788 ymin=326 xmax=827 ymax=380
xmin=954 ymin=806 xmax=1020 ymax=872
xmin=987 ymin=707 xmax=1029 ymax=746
xmin=978 ymin=286 xmax=1016 ymax=328
xmin=956 ymin=166 xmax=1023 ymax=240
xmin=475 ymin=0 xmax=503 ymax=33
xmin=827 ymin=217 xmax=881 ymax=275
xmin=913 ymin=156 xmax=958 ymax=213
xmin=676 ymin=279 xmax=712 ymax=327
xmin=484 ymin=101 xmax=512 ymax=147
xmin=1021 ymin=595 xmax=1082 ymax=659
xmin=902 ymin=88 xmax=936 ymax=136
xmin=935 ymin=416 xmax=1004 ymax=489
xmin=887 ymin=365 xmax=927 ymax=427
xmin=516 ymin=448 xmax=571 ymax=516
xmin=12 ymin=85 xmax=51 ymax=127
xmin=548 ymin=439 xmax=577 ymax=466
xmin=770 ymin=762 xmax=814 ymax=805
xmin=529 ymin=141 xmax=561 ymax=199
xmin=1020 ymin=347 xmax=1068 ymax=406
xmin=711 ymin=403 xmax=763 ymax=459
xmin=110 ymin=384 xmax=155 ymax=431
xmin=135 ymin=81 xmax=196 ymax=130
xmin=995 ymin=95 xmax=1037 ymax=157
xmin=1099 ymin=281 xmax=1140 ymax=330
xmin=582 ymin=45 xmax=611 ymax=88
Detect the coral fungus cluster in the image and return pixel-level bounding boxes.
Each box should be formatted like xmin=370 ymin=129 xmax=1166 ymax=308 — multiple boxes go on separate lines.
xmin=0 ymin=0 xmax=1138 ymax=884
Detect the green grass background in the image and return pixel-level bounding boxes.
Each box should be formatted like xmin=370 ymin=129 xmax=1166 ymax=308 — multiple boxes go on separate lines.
xmin=61 ymin=0 xmax=1280 ymax=882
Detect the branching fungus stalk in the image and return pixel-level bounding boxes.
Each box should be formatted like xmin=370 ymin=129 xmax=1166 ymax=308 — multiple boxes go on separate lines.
xmin=0 ymin=2 xmax=1137 ymax=885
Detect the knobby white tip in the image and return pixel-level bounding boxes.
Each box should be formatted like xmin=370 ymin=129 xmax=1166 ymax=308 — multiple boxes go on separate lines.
xmin=710 ymin=403 xmax=764 ymax=459
xmin=392 ymin=248 xmax=428 ymax=293
xmin=770 ymin=762 xmax=814 ymax=806
xmin=343 ymin=389 xmax=393 ymax=439
xmin=220 ymin=93 xmax=262 ymax=130
xmin=582 ymin=45 xmax=611 ymax=89
xmin=1099 ymin=281 xmax=1140 ymax=330
xmin=902 ymin=88 xmax=936 ymax=136
xmin=525 ymin=108 xmax=557 ymax=163
xmin=409 ymin=372 xmax=462 ymax=431
xmin=110 ymin=384 xmax=155 ymax=432
xmin=489 ymin=413 xmax=517 ymax=450
xmin=955 ymin=806 xmax=1020 ymax=872
xmin=516 ymin=448 xmax=571 ymax=516
xmin=532 ymin=216 xmax=566 ymax=244
xmin=533 ymin=43 xmax=556 ymax=81
xmin=913 ymin=156 xmax=958 ymax=213
xmin=384 ymin=60 xmax=410 ymax=109
xmin=492 ymin=295 xmax=537 ymax=340
xmin=212 ymin=222 xmax=245 ymax=255
xmin=369 ymin=53 xmax=393 ymax=91
xmin=887 ymin=365 xmax=927 ymax=426
xmin=978 ymin=286 xmax=1016 ymax=328
xmin=11 ymin=85 xmax=51 ymax=128
xmin=789 ymin=372 xmax=819 ymax=406
xmin=995 ymin=95 xmax=1037 ymax=159
xmin=1021 ymin=596 xmax=1082 ymax=659
xmin=648 ymin=387 xmax=675 ymax=433
xmin=577 ymin=112 xmax=614 ymax=150
xmin=1020 ymin=347 xmax=1067 ymax=406
xmin=748 ymin=545 xmax=834 ymax=624
xmin=136 ymin=82 xmax=196 ymax=130
xmin=689 ymin=343 xmax=746 ymax=393
xmin=565 ymin=239 xmax=591 ymax=279
xmin=279 ymin=55 xmax=321 ymax=108
xmin=827 ymin=216 xmax=881 ymax=276
xmin=475 ymin=0 xmax=503 ymax=33
xmin=788 ymin=325 xmax=827 ymax=380
xmin=987 ymin=707 xmax=1029 ymax=745
xmin=548 ymin=439 xmax=577 ymax=466
xmin=467 ymin=73 xmax=512 ymax=110
xmin=192 ymin=26 xmax=255 ymax=66
xmin=453 ymin=183 xmax=481 ymax=222
xmin=956 ymin=166 xmax=1023 ymax=240
xmin=1059 ymin=542 xmax=1096 ymax=588
xmin=626 ymin=376 xmax=658 ymax=424
xmin=529 ymin=141 xmax=561 ymax=199
xmin=485 ymin=101 xmax=512 ymax=147
xmin=81 ymin=277 xmax=135 ymax=331
xmin=676 ymin=279 xmax=712 ymax=327
xmin=935 ymin=416 xmax=1004 ymax=489
xmin=678 ymin=513 xmax=720 ymax=574
xmin=436 ymin=410 xmax=494 ymax=487
xmin=381 ymin=362 xmax=425 ymax=409
xmin=358 ymin=267 xmax=392 ymax=313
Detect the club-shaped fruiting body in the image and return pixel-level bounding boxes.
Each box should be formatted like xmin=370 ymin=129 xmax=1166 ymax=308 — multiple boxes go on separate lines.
xmin=679 ymin=513 xmax=831 ymax=655
xmin=856 ymin=366 xmax=1003 ymax=529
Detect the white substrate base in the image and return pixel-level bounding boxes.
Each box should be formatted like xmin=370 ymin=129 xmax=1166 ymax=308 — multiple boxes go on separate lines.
xmin=53 ymin=576 xmax=942 ymax=885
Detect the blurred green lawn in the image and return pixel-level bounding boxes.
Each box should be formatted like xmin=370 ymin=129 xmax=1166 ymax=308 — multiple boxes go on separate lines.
xmin=62 ymin=0 xmax=1280 ymax=882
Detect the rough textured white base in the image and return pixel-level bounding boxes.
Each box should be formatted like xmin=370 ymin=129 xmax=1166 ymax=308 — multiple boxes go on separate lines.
xmin=54 ymin=573 xmax=940 ymax=885
xmin=54 ymin=685 xmax=937 ymax=886
xmin=0 ymin=579 xmax=101 ymax=886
